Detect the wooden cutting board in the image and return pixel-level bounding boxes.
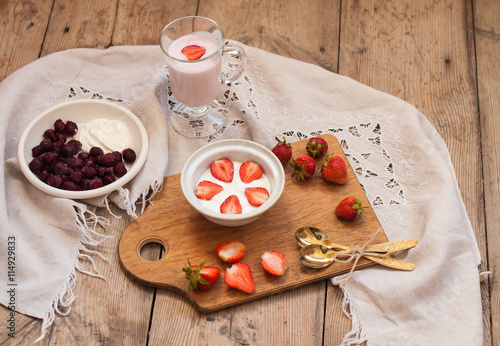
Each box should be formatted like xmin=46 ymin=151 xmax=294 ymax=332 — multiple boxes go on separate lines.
xmin=118 ymin=134 xmax=388 ymax=312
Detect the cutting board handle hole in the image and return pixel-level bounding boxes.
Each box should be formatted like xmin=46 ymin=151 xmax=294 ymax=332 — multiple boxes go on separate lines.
xmin=138 ymin=237 xmax=168 ymax=262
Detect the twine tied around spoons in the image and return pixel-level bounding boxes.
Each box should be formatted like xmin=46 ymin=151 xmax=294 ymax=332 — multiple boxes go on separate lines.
xmin=296 ymin=227 xmax=417 ymax=287
xmin=330 ymin=228 xmax=400 ymax=287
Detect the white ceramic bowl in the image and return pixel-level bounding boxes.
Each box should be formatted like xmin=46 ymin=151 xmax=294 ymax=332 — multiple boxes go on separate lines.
xmin=180 ymin=139 xmax=285 ymax=227
xmin=18 ymin=99 xmax=149 ymax=199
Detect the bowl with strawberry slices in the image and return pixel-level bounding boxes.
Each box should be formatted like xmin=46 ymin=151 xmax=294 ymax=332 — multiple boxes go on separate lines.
xmin=180 ymin=139 xmax=285 ymax=226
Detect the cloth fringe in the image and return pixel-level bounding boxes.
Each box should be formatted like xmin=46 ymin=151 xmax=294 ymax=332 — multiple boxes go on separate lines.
xmin=117 ymin=178 xmax=163 ymax=219
xmin=35 ymin=179 xmax=163 ymax=342
xmin=34 ymin=204 xmax=111 ymax=343
xmin=104 ymin=196 xmax=122 ymax=219
xmin=331 ymin=277 xmax=368 ymax=346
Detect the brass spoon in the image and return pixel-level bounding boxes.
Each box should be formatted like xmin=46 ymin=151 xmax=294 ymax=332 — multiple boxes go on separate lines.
xmin=295 ymin=227 xmax=417 ymax=271
xmin=298 ymin=244 xmax=415 ymax=271
xmin=295 ymin=227 xmax=418 ymax=253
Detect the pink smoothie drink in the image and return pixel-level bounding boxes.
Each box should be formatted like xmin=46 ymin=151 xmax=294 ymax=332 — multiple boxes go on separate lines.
xmin=166 ymin=32 xmax=222 ymax=108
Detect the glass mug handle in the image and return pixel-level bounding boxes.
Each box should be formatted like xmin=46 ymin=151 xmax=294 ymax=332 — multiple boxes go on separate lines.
xmin=221 ymin=44 xmax=247 ymax=83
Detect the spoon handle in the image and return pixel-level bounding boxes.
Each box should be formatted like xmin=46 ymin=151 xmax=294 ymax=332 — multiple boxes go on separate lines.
xmin=364 ymin=255 xmax=415 ymax=271
xmin=365 ymin=239 xmax=418 ymax=253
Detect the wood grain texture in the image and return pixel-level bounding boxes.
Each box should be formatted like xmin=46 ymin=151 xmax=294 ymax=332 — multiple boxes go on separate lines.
xmin=199 ymin=0 xmax=341 ymax=73
xmin=148 ymin=282 xmax=327 ymax=345
xmin=119 ymin=134 xmax=388 ymax=312
xmin=0 ymin=0 xmax=496 ymax=344
xmin=1 ymin=205 xmax=157 ymax=346
xmin=113 ymin=0 xmax=199 ymax=46
xmin=40 ymin=0 xmax=119 ymax=56
xmin=195 ymin=0 xmax=348 ymax=340
xmin=0 ymin=0 xmax=52 ymax=81
xmin=339 ymin=1 xmax=483 ymax=239
xmin=1 ymin=1 xmax=156 ymax=345
xmin=338 ymin=1 xmax=489 ymax=343
xmin=0 ymin=306 xmax=42 ymax=344
xmin=324 ymin=283 xmax=355 ymax=345
xmin=39 ymin=205 xmax=155 ymax=345
xmin=474 ymin=0 xmax=500 ymax=342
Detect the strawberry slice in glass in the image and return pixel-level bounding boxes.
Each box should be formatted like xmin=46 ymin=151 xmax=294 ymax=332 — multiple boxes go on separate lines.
xmin=181 ymin=45 xmax=206 ymax=61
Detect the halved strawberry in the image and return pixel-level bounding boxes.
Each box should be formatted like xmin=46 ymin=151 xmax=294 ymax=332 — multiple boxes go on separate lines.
xmin=196 ymin=180 xmax=223 ymax=200
xmin=239 ymin=161 xmax=263 ymax=183
xmin=217 ymin=240 xmax=246 ymax=263
xmin=220 ymin=195 xmax=242 ymax=214
xmin=210 ymin=158 xmax=234 ymax=183
xmin=261 ymin=250 xmax=288 ymax=276
xmin=183 ymin=260 xmax=221 ymax=291
xmin=244 ymin=187 xmax=270 ymax=207
xmin=181 ymin=45 xmax=206 ymax=61
xmin=223 ymin=262 xmax=255 ymax=293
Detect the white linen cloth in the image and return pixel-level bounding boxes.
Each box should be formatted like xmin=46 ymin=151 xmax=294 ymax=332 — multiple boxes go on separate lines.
xmin=0 ymin=44 xmax=482 ymax=345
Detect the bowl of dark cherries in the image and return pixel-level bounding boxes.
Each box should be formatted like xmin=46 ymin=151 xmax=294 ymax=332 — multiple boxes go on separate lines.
xmin=17 ymin=99 xmax=149 ymax=199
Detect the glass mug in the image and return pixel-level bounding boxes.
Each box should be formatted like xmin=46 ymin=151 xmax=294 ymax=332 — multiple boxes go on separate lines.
xmin=160 ymin=16 xmax=246 ymax=138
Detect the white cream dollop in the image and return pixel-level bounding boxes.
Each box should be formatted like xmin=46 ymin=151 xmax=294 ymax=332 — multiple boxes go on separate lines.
xmin=75 ymin=118 xmax=132 ymax=153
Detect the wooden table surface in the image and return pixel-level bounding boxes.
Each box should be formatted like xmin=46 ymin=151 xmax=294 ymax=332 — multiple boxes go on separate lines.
xmin=0 ymin=1 xmax=497 ymax=345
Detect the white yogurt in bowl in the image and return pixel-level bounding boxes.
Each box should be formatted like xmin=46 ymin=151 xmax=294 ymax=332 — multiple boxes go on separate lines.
xmin=180 ymin=139 xmax=286 ymax=227
xmin=196 ymin=160 xmax=272 ymax=214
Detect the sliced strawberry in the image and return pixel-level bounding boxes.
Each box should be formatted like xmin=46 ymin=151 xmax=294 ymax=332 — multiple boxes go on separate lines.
xmin=195 ymin=180 xmax=223 ymax=200
xmin=216 ymin=240 xmax=246 ymax=263
xmin=181 ymin=45 xmax=206 ymax=61
xmin=223 ymin=262 xmax=255 ymax=293
xmin=220 ymin=195 xmax=242 ymax=214
xmin=239 ymin=161 xmax=263 ymax=183
xmin=244 ymin=187 xmax=270 ymax=207
xmin=261 ymin=250 xmax=288 ymax=276
xmin=210 ymin=158 xmax=234 ymax=183
xmin=183 ymin=260 xmax=221 ymax=291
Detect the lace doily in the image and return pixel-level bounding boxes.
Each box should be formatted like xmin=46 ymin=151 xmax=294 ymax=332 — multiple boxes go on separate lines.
xmin=64 ymin=71 xmax=411 ymax=226
xmin=161 ymin=67 xmax=259 ymax=142
xmin=67 ymin=84 xmax=132 ymax=107
xmin=277 ymin=122 xmax=407 ymax=211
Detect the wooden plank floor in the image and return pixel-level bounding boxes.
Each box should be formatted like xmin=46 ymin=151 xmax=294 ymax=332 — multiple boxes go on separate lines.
xmin=0 ymin=0 xmax=497 ymax=344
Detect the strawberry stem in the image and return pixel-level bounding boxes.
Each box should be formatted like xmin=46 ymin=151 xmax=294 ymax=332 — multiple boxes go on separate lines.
xmin=276 ymin=137 xmax=291 ymax=147
xmin=290 ymin=159 xmax=311 ymax=182
xmin=352 ymin=198 xmax=369 ymax=218
xmin=183 ymin=259 xmax=209 ymax=292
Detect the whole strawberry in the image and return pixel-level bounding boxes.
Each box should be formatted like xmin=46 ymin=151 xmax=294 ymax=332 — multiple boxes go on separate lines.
xmin=183 ymin=259 xmax=221 ymax=291
xmin=335 ymin=197 xmax=368 ymax=221
xmin=291 ymin=155 xmax=316 ymax=181
xmin=271 ymin=137 xmax=293 ymax=165
xmin=306 ymin=137 xmax=328 ymax=159
xmin=320 ymin=154 xmax=348 ymax=184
